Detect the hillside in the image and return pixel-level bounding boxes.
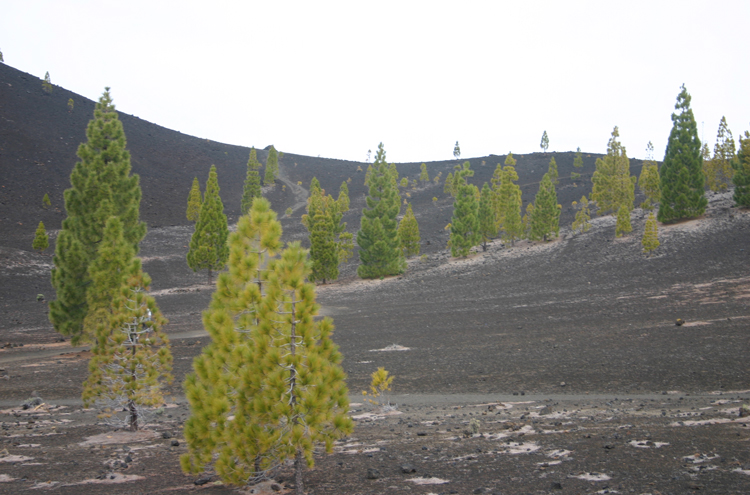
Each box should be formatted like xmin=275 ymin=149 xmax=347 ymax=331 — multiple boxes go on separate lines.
xmin=1 ymin=62 xmax=749 ymax=494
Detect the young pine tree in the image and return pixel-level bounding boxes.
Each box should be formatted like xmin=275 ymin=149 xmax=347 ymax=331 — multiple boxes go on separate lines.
xmin=658 ymin=84 xmax=707 ymax=223
xmin=83 ymin=256 xmax=172 ymax=431
xmin=547 ymin=156 xmax=559 ymax=185
xmin=264 ymin=145 xmax=279 ymax=186
xmin=450 ymin=163 xmax=480 ymax=257
xmin=186 ymin=177 xmax=202 ymax=222
xmin=571 ymin=147 xmax=583 ymax=180
xmin=182 ymin=199 xmax=352 ymax=493
xmin=42 ymin=71 xmax=52 ymax=93
xmin=540 ymin=130 xmax=549 ymax=153
xmin=187 ymin=165 xmax=229 ymax=284
xmin=42 ymin=193 xmax=51 ymax=208
xmin=572 ymin=196 xmax=591 ymax=234
xmin=50 ymin=87 xmax=146 ymax=345
xmin=477 ymin=183 xmax=497 ymax=251
xmin=638 ymin=142 xmax=661 ymax=210
xmin=591 ymin=126 xmax=635 ymax=215
xmin=357 ymin=143 xmax=405 ymax=278
xmin=733 ymin=132 xmax=750 ymax=207
xmin=501 ymin=186 xmax=523 ymax=247
xmin=419 ymin=163 xmax=429 ymax=183
xmin=530 ymin=174 xmax=559 ymax=241
xmin=33 ymin=221 xmax=49 ymax=253
xmin=642 ymin=212 xmax=660 ymax=255
xmin=398 ymin=203 xmax=421 ymax=257
xmin=615 ymin=204 xmax=632 ymax=238
xmin=444 ymin=172 xmax=454 ymax=195
xmin=309 ymin=208 xmax=338 ymax=283
xmin=453 ymin=141 xmax=461 ymax=160
xmin=522 ymin=203 xmax=534 ymax=239
xmin=705 ymin=116 xmax=736 ymax=191
xmin=242 ymin=148 xmax=263 ymax=214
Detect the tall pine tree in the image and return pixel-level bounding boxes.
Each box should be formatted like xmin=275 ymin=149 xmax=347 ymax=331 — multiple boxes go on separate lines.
xmin=242 ymin=148 xmax=262 ymax=214
xmin=50 ymin=88 xmax=146 ymax=345
xmin=357 ymin=143 xmax=405 ymax=278
xmin=571 ymin=147 xmax=583 ymax=180
xmin=642 ymin=212 xmax=660 ymax=255
xmin=450 ymin=162 xmax=480 ymax=257
xmin=530 ymin=174 xmax=559 ymax=241
xmin=705 ymin=116 xmax=736 ymax=191
xmin=658 ymin=85 xmax=707 ymax=222
xmin=264 ymin=145 xmax=279 ymax=186
xmin=733 ymin=132 xmax=750 ymax=207
xmin=477 ymin=182 xmax=497 ymax=251
xmin=591 ymin=126 xmax=635 ymax=215
xmin=187 ymin=165 xmax=229 ymax=284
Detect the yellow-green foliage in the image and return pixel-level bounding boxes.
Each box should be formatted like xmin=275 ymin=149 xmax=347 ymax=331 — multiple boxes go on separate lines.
xmin=42 ymin=71 xmax=52 ymax=93
xmin=704 ymin=116 xmax=736 ymax=191
xmin=186 ymin=177 xmax=201 ymax=222
xmin=67 ymin=98 xmax=74 ymax=112
xmin=615 ymin=204 xmax=632 ymax=238
xmin=32 ymin=221 xmax=49 ymax=253
xmin=182 ymin=198 xmax=352 ymax=488
xmin=82 ymin=260 xmax=172 ymax=431
xmin=572 ymin=196 xmax=591 ymax=234
xmin=592 ymin=127 xmax=635 ymax=215
xmin=42 ymin=193 xmax=51 ymax=208
xmin=420 ymin=163 xmax=429 ymax=183
xmin=638 ymin=142 xmax=661 ymax=210
xmin=642 ymin=212 xmax=660 ymax=255
xmin=398 ymin=203 xmax=421 ymax=257
xmin=362 ymin=367 xmax=394 ymax=408
xmin=400 ymin=177 xmax=408 ymax=187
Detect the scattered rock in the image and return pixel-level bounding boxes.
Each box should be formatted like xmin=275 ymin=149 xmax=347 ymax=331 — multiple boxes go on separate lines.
xmin=400 ymin=463 xmax=416 ymax=473
xmin=366 ymin=468 xmax=380 ymax=479
xmin=170 ymin=439 xmax=179 ymax=447
xmin=194 ymin=476 xmax=211 ymax=486
xmin=551 ymin=481 xmax=563 ymax=490
xmin=676 ymin=318 xmax=685 ymax=326
xmin=161 ymin=431 xmax=172 ymax=439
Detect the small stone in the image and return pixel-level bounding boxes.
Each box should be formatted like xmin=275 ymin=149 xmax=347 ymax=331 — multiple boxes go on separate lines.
xmin=170 ymin=439 xmax=179 ymax=447
xmin=676 ymin=318 xmax=685 ymax=326
xmin=560 ymin=382 xmax=566 ymax=387
xmin=400 ymin=463 xmax=416 ymax=473
xmin=551 ymin=481 xmax=563 ymax=489
xmin=194 ymin=476 xmax=211 ymax=486
xmin=162 ymin=431 xmax=172 ymax=439
xmin=366 ymin=468 xmax=380 ymax=479
xmin=270 ymin=483 xmax=281 ymax=492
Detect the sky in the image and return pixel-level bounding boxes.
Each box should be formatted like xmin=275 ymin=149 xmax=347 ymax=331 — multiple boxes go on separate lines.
xmin=1 ymin=1 xmax=748 ymax=163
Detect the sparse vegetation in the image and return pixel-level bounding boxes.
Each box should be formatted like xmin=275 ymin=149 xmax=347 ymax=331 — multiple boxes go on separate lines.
xmin=186 ymin=165 xmax=228 ymax=284
xmin=67 ymin=98 xmax=74 ymax=112
xmin=32 ymin=221 xmax=49 ymax=253
xmin=540 ymin=130 xmax=549 ymax=153
xmin=185 ymin=177 xmax=201 ymax=222
xmin=241 ymin=148 xmax=262 ymax=214
xmin=42 ymin=193 xmax=51 ymax=208
xmin=42 ymin=71 xmax=52 ymax=93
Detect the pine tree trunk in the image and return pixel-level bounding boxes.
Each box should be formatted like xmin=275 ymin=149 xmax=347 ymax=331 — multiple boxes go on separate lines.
xmin=294 ymin=449 xmax=304 ymax=495
xmin=128 ymin=398 xmax=138 ymax=431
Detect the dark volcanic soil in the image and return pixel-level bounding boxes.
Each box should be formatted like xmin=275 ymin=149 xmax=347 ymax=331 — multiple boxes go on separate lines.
xmin=1 ymin=62 xmax=750 ymax=494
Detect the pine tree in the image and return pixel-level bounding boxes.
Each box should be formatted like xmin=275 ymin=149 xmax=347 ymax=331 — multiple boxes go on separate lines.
xmin=42 ymin=71 xmax=52 ymax=93
xmin=302 ymin=179 xmax=352 ymax=283
xmin=572 ymin=196 xmax=591 ymax=234
xmin=453 ymin=141 xmax=461 ymax=160
xmin=591 ymin=126 xmax=636 ymax=215
xmin=50 ymin=87 xmax=146 ymax=345
xmin=501 ymin=184 xmax=523 ymax=246
xmin=186 ymin=177 xmax=202 ymax=222
xmin=444 ymin=172 xmax=454 ymax=195
xmin=491 ymin=154 xmax=519 ymax=232
xmin=547 ymin=156 xmax=559 ymax=185
xmin=0 ymin=49 xmax=4 ymax=63
xmin=477 ymin=183 xmax=497 ymax=251
xmin=705 ymin=116 xmax=736 ymax=191
xmin=364 ymin=163 xmax=373 ymax=187
xmin=540 ymin=130 xmax=549 ymax=153
xmin=571 ymin=147 xmax=583 ymax=180
xmin=638 ymin=142 xmax=661 ymax=210
xmin=264 ymin=145 xmax=279 ymax=186
xmin=398 ymin=203 xmax=421 ymax=257
xmin=182 ymin=199 xmax=352 ymax=492
xmin=309 ymin=208 xmax=338 ymax=283
xmin=522 ymin=203 xmax=534 ymax=239
xmin=615 ymin=204 xmax=632 ymax=238
xmin=357 ymin=143 xmax=406 ymax=278
xmin=83 ymin=255 xmax=172 ymax=431
xmin=32 ymin=221 xmax=49 ymax=253
xmin=389 ymin=163 xmax=399 ymax=189
xmin=242 ymin=148 xmax=263 ymax=214
xmin=68 ymin=98 xmax=74 ymax=112
xmin=450 ymin=162 xmax=480 ymax=257
xmin=658 ymin=84 xmax=707 ymax=223
xmin=733 ymin=132 xmax=750 ymax=207
xmin=419 ymin=163 xmax=429 ymax=183
xmin=530 ymin=174 xmax=559 ymax=241
xmin=642 ymin=212 xmax=660 ymax=255
xmin=187 ymin=165 xmax=229 ymax=284
xmin=42 ymin=193 xmax=51 ymax=208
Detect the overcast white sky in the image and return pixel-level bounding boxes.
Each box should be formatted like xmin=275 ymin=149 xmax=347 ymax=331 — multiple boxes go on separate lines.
xmin=2 ymin=1 xmax=748 ymax=163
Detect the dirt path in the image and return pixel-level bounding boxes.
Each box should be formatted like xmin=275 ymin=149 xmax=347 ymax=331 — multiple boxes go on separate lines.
xmin=275 ymin=163 xmax=309 ymax=214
